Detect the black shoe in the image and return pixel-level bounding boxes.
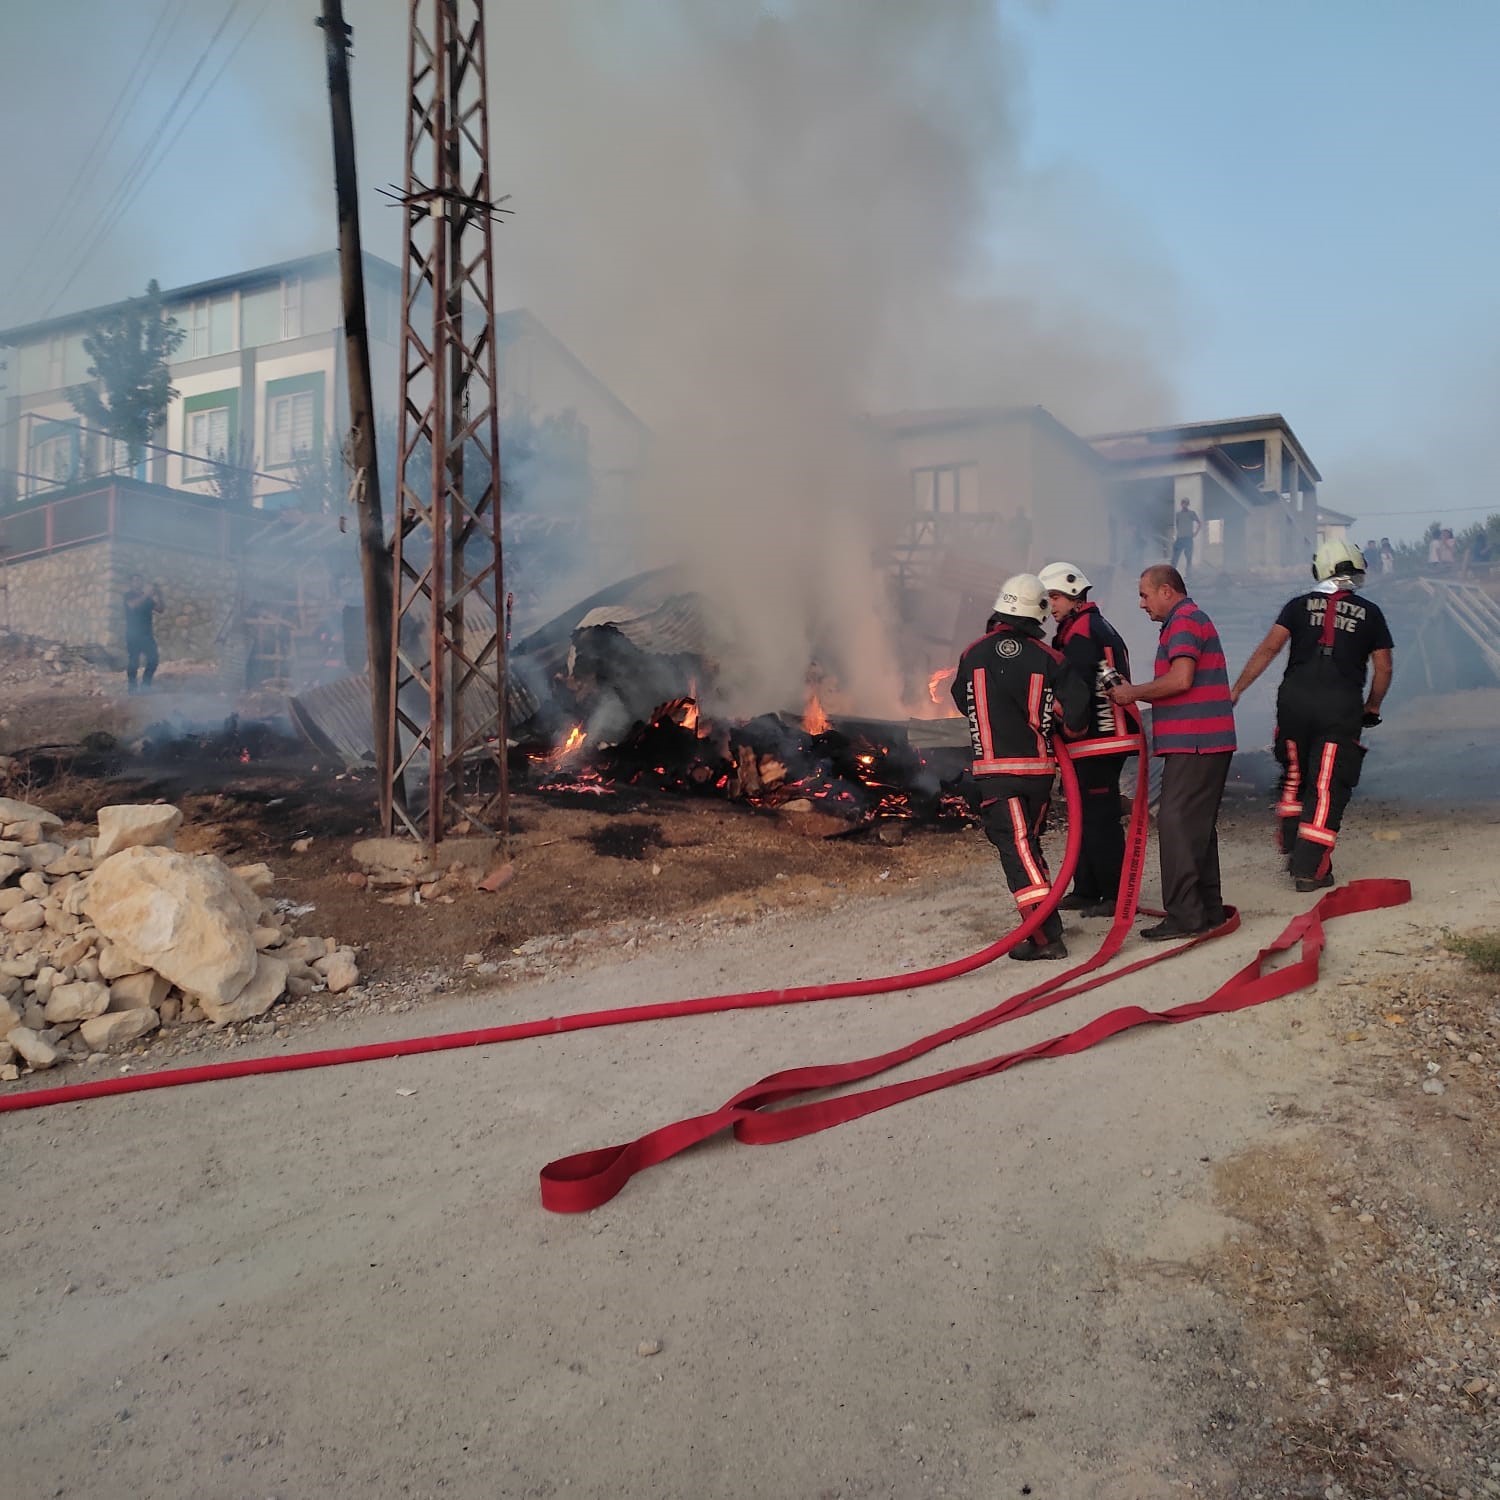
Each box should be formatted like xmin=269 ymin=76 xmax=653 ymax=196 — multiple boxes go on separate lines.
xmin=1294 ymin=873 xmax=1335 ymax=893
xmin=1056 ymin=894 xmax=1095 ymax=912
xmin=1081 ymin=900 xmax=1116 ymax=919
xmin=1139 ymin=920 xmax=1203 ymax=942
xmin=1011 ymin=938 xmax=1068 ymax=961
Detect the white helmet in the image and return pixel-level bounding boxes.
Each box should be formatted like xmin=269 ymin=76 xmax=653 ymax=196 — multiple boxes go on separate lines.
xmin=992 ymin=573 xmax=1048 ymax=624
xmin=1037 ymin=560 xmax=1092 ymax=598
xmin=1313 ymin=538 xmax=1367 ymax=583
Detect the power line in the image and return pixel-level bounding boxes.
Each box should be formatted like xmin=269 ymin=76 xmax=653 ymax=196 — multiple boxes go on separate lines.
xmin=38 ymin=0 xmax=250 ymax=319
xmin=12 ymin=0 xmax=190 ymax=306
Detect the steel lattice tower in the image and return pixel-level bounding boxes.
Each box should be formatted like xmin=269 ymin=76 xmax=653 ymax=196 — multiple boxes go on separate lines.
xmin=386 ymin=0 xmax=508 ymax=845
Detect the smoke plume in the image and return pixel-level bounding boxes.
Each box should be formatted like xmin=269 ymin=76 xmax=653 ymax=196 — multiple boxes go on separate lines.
xmin=459 ymin=0 xmax=1181 ymax=714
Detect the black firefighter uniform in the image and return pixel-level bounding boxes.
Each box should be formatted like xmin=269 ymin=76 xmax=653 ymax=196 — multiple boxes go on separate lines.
xmin=1274 ymin=585 xmax=1394 ymax=883
xmin=952 ymin=619 xmax=1090 ymax=945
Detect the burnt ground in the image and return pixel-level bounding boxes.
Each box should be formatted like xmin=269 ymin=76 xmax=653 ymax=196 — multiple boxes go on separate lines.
xmin=5 ymin=705 xmax=977 ymax=994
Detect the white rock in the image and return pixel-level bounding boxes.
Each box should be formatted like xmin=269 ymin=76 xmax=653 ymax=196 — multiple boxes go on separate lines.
xmin=43 ymin=980 xmax=110 ymax=1024
xmin=0 ymin=797 xmax=62 ymax=829
xmin=62 ymin=882 xmax=91 ymax=916
xmin=45 ymin=851 xmax=95 ymax=878
xmin=98 ymin=944 xmax=147 ymax=980
xmin=53 ymin=934 xmax=95 ymax=968
xmin=0 ymin=955 xmax=39 ymax=978
xmin=23 ymin=843 xmax=65 ymax=872
xmin=79 ymin=1008 xmax=159 ymax=1052
xmin=0 ymin=854 xmax=23 ymax=885
xmin=108 ymin=971 xmax=170 ymax=1011
xmin=2 ymin=900 xmax=45 ymax=933
xmin=94 ymin=804 xmax=184 ymax=860
xmin=201 ymin=953 xmax=288 ymax=1026
xmin=8 ymin=1025 xmax=59 ymax=1070
xmin=0 ymin=887 xmax=29 ymax=913
xmin=9 ymin=820 xmax=45 ymax=846
xmin=231 ymin=862 xmax=275 ymax=895
xmin=252 ymin=925 xmax=285 ymax=950
xmin=157 ymin=995 xmax=181 ymax=1025
xmin=0 ymin=996 xmax=21 ymax=1036
xmin=322 ymin=951 xmax=359 ymax=994
xmin=0 ymin=1039 xmax=13 ymax=1067
xmin=283 ymin=936 xmax=329 ymax=965
xmin=18 ymin=870 xmax=48 ymax=897
xmin=83 ymin=847 xmax=260 ymax=1007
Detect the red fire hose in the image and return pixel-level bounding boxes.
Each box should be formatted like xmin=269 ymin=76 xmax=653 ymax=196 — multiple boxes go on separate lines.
xmin=0 ymin=742 xmax=1094 ymax=1117
xmin=0 ymin=742 xmax=1411 ymax=1222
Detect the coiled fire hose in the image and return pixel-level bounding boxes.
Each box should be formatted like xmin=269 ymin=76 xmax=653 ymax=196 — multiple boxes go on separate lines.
xmin=0 ymin=742 xmax=1410 ymax=1218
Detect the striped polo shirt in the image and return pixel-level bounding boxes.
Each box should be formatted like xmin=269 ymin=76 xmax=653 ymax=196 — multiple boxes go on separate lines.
xmin=1150 ymin=597 xmax=1237 ymax=755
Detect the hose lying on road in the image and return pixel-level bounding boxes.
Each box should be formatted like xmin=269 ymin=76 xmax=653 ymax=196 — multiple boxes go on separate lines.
xmin=0 ymin=742 xmax=1410 ymax=1224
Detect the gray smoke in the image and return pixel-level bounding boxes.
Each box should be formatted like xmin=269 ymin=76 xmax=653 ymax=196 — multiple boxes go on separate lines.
xmin=459 ymin=0 xmax=1180 ymax=714
xmin=2 ymin=0 xmax=1183 ymax=718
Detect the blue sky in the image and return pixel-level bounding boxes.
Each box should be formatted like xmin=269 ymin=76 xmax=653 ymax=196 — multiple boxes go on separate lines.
xmin=2 ymin=1 xmax=1496 ymax=541
xmin=1008 ymin=0 xmax=1500 ymax=537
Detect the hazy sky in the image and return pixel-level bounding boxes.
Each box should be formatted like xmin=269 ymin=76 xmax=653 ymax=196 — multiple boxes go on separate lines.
xmin=1 ymin=0 xmax=1495 ymax=541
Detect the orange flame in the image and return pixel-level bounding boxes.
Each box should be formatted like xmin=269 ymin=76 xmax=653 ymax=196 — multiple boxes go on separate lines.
xmin=682 ymin=699 xmax=700 ymax=732
xmin=534 ymin=724 xmax=586 ymax=769
xmin=803 ymin=690 xmax=831 ymax=735
xmin=928 ymin=668 xmax=956 ymax=705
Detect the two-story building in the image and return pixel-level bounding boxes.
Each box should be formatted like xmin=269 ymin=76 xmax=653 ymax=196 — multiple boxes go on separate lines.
xmin=0 ymin=251 xmax=648 ymax=512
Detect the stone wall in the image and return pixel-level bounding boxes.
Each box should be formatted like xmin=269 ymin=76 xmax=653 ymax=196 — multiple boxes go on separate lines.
xmin=4 ymin=541 xmax=240 ymax=663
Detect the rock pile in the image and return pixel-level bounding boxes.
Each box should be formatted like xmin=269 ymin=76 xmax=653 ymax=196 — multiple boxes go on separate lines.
xmin=0 ymin=796 xmax=359 ymax=1082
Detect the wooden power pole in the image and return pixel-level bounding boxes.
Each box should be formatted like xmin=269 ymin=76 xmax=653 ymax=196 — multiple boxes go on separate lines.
xmin=318 ymin=0 xmax=396 ymax=825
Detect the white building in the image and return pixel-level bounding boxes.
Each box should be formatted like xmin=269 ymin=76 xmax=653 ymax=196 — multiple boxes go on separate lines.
xmin=0 ymin=251 xmax=647 ymax=512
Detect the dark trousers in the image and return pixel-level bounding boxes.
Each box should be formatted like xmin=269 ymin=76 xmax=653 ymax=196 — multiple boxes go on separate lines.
xmin=1170 ymin=535 xmax=1194 ymax=574
xmin=126 ymin=633 xmax=158 ymax=687
xmin=1156 ymin=752 xmax=1231 ymax=930
xmin=1275 ymin=675 xmax=1364 ymax=882
xmin=979 ymin=777 xmax=1063 ymax=945
xmin=1070 ymin=752 xmax=1127 ymax=903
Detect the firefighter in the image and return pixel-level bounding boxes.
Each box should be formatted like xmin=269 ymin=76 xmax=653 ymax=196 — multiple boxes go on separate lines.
xmin=1230 ymin=538 xmax=1394 ymax=891
xmin=1038 ymin=561 xmax=1146 ymax=916
xmin=951 ymin=573 xmax=1090 ymax=960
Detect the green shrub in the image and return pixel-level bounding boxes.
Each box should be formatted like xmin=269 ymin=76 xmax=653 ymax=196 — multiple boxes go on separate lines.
xmin=1444 ymin=930 xmax=1500 ymax=974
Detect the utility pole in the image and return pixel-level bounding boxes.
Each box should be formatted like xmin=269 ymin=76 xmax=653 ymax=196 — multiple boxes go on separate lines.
xmin=386 ymin=0 xmax=509 ymax=848
xmin=317 ymin=0 xmax=395 ymax=825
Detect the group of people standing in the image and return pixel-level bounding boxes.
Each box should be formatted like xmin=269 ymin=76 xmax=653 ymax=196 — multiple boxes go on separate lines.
xmin=951 ymin=539 xmax=1393 ymax=960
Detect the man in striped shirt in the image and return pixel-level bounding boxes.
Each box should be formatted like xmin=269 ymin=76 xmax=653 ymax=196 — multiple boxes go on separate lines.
xmin=1106 ymin=565 xmax=1236 ymax=940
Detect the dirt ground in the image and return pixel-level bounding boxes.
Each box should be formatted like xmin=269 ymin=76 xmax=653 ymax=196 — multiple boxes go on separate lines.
xmin=3 ymin=666 xmax=1499 ymax=1498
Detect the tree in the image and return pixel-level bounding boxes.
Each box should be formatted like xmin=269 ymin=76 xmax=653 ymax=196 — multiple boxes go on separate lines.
xmin=67 ymin=279 xmax=185 ymax=466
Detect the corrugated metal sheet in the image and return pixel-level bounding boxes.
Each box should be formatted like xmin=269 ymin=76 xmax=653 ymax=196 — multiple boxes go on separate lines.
xmin=574 ymin=593 xmax=713 ymax=659
xmin=287 ymin=668 xmax=540 ymax=768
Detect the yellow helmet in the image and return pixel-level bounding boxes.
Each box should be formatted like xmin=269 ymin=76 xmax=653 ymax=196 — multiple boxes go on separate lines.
xmin=1313 ymin=538 xmax=1367 ymax=582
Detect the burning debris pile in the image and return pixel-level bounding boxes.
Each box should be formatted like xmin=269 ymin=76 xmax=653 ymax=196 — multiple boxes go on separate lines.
xmin=524 ymin=693 xmax=973 ymax=834
xmin=0 ymin=796 xmax=358 ymax=1082
xmin=503 ymin=573 xmax=974 ymax=833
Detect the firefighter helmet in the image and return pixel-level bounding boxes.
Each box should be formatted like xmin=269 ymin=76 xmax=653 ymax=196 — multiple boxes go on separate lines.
xmin=1037 ymin=561 xmax=1092 ymax=598
xmin=992 ymin=573 xmax=1048 ymax=623
xmin=1313 ymin=538 xmax=1368 ymax=582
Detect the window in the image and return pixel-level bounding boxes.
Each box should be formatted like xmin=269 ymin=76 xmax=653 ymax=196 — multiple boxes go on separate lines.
xmin=185 ymin=405 xmax=230 ymax=478
xmin=280 ymin=277 xmax=302 ymax=340
xmin=267 ymin=389 xmax=315 ymax=465
xmin=1207 ymin=518 xmax=1225 ymax=546
xmin=28 ymin=432 xmax=75 ymax=495
xmin=190 ymin=300 xmax=211 ymax=359
xmin=912 ymin=463 xmax=979 ymax=514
